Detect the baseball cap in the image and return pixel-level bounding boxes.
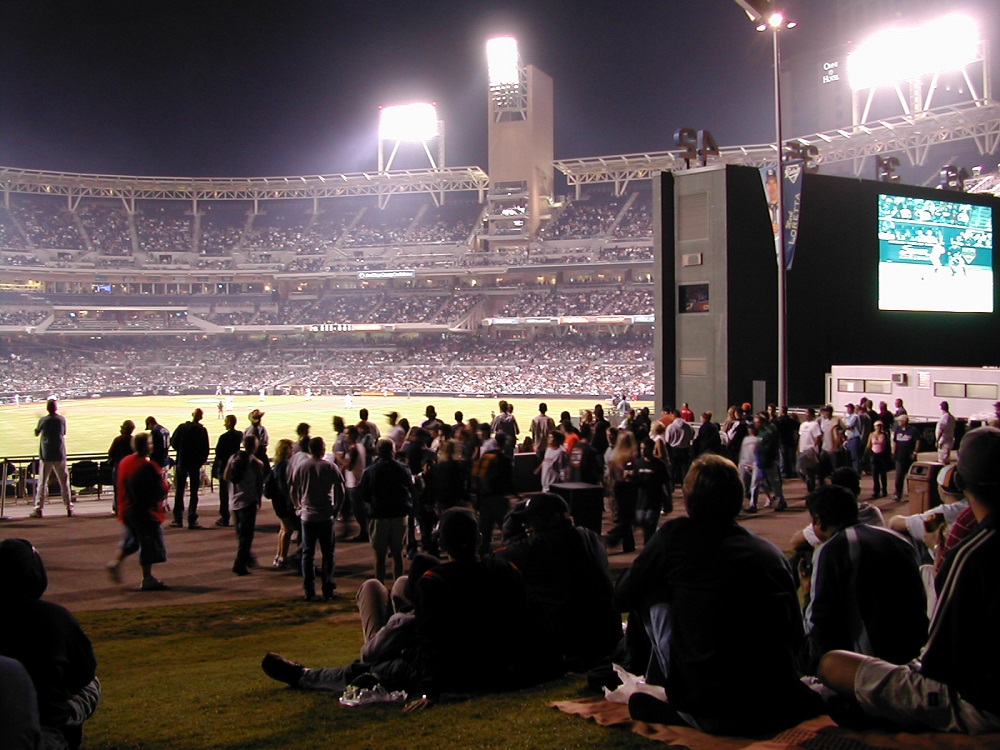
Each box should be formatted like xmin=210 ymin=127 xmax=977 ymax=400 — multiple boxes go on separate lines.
xmin=937 ymin=464 xmax=963 ymax=497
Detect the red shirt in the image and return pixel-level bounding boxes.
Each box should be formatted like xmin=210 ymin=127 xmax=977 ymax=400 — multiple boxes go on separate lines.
xmin=116 ymin=454 xmax=168 ymax=524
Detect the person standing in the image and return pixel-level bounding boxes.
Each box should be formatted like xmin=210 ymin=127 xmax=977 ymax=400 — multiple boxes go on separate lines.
xmin=107 ymin=432 xmax=170 ymax=590
xmin=224 ymin=435 xmax=265 ymax=577
xmin=106 ymin=420 xmax=135 ymax=516
xmin=936 ymin=401 xmax=957 ymax=464
xmin=530 ymin=403 xmax=557 ymax=461
xmin=170 ymin=408 xmax=210 ymax=529
xmin=796 ymin=408 xmax=822 ymax=493
xmin=244 ymin=409 xmax=270 ymax=472
xmin=867 ymin=421 xmax=891 ymax=498
xmin=358 ymin=439 xmax=413 ymax=583
xmin=338 ymin=425 xmax=368 ymax=542
xmin=212 ymin=414 xmax=242 ymax=527
xmin=144 ymin=416 xmax=170 ymax=475
xmin=31 ymin=399 xmax=72 ymax=518
xmin=891 ymin=414 xmax=922 ymax=502
xmin=290 ymin=437 xmax=344 ymax=600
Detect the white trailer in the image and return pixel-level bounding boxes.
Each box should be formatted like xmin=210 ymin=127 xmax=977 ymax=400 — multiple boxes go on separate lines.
xmin=827 ymin=365 xmax=999 ymax=422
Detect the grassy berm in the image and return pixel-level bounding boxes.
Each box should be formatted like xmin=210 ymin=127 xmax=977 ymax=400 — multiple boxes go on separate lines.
xmin=78 ymin=598 xmax=650 ymax=750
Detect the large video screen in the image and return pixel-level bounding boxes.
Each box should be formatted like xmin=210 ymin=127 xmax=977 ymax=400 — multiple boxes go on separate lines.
xmin=877 ymin=193 xmax=994 ymax=312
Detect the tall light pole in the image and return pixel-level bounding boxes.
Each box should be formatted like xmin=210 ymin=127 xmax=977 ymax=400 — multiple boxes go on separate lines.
xmin=734 ymin=1 xmax=795 ymax=408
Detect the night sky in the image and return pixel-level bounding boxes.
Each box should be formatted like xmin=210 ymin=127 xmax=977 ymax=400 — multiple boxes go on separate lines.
xmin=1 ymin=1 xmax=994 ymax=178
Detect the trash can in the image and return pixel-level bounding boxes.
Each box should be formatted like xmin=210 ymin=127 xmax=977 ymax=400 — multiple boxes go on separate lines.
xmin=512 ymin=453 xmax=541 ymax=493
xmin=907 ymin=461 xmax=944 ymax=515
xmin=549 ymin=482 xmax=604 ymax=534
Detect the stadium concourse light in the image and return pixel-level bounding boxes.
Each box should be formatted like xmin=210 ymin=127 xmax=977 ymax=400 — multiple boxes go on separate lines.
xmin=732 ymin=0 xmax=794 ymax=409
xmin=847 ymin=14 xmax=980 ymax=92
xmin=486 ymin=36 xmax=519 ymax=87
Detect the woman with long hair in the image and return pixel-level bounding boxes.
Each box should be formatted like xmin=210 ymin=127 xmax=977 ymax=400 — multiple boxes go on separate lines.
xmin=605 ymin=430 xmax=639 ymax=553
xmin=268 ymin=438 xmax=297 ymax=568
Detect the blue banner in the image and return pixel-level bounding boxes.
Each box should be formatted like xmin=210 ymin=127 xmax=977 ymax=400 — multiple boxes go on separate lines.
xmin=761 ymin=161 xmax=805 ymax=270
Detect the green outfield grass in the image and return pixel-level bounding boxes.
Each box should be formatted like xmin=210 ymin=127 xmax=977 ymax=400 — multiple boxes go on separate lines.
xmin=2 ymin=394 xmax=652 ymax=459
xmin=77 ymin=598 xmax=648 ymax=750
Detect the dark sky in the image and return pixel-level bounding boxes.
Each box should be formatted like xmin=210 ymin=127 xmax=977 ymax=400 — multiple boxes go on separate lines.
xmin=0 ymin=1 xmax=994 ymax=178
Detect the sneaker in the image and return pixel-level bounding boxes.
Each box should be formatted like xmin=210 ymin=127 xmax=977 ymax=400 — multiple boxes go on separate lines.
xmin=29 ymin=509 xmax=43 ymax=518
xmin=272 ymin=556 xmax=286 ymax=569
xmin=66 ymin=506 xmax=74 ymax=517
xmin=106 ymin=561 xmax=122 ymax=584
xmin=261 ymin=652 xmax=305 ymax=687
xmin=140 ymin=577 xmax=168 ymax=591
xmin=214 ymin=518 xmax=230 ymax=527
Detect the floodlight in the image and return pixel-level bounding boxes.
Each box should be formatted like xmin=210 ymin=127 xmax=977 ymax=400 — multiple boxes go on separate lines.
xmin=847 ymin=14 xmax=980 ymax=91
xmin=769 ymin=12 xmax=783 ymax=28
xmin=487 ymin=37 xmax=519 ymax=86
xmin=378 ymin=103 xmax=439 ymax=142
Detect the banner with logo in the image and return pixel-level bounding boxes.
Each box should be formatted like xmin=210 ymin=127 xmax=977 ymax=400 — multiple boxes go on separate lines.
xmin=761 ymin=161 xmax=805 ymax=270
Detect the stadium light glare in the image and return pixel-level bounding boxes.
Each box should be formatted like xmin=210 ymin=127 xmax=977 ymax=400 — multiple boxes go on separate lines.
xmin=487 ymin=37 xmax=519 ymax=86
xmin=847 ymin=14 xmax=980 ymax=91
xmin=378 ymin=103 xmax=439 ymax=142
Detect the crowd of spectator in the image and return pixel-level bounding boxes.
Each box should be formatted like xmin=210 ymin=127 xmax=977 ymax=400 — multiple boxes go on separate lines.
xmin=0 ymin=332 xmax=654 ymax=400
xmin=0 ymin=191 xmax=659 ymax=271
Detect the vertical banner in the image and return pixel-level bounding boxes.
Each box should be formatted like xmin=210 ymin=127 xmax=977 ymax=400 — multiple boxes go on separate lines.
xmin=761 ymin=161 xmax=805 ymax=270
xmin=782 ymin=159 xmax=804 ymax=270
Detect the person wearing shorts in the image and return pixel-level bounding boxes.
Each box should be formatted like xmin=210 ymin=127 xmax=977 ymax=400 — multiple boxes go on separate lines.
xmin=818 ymin=427 xmax=1000 ymax=734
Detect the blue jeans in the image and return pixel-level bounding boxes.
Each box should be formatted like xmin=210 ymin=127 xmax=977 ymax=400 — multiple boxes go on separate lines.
xmin=301 ymin=518 xmax=336 ymax=597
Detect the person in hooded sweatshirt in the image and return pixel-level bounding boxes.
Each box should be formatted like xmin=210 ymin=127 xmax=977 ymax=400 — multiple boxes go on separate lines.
xmin=0 ymin=538 xmax=100 ymax=750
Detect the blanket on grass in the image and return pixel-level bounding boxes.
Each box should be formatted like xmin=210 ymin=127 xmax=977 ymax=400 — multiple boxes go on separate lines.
xmin=552 ymin=697 xmax=1000 ymax=750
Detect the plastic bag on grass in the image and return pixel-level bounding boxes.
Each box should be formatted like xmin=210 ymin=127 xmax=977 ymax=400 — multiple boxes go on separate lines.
xmin=339 ymin=682 xmax=408 ymax=707
xmin=603 ymin=663 xmax=667 ymax=704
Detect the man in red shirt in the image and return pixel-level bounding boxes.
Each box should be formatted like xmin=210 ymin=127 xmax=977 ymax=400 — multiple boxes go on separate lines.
xmin=106 ymin=432 xmax=169 ymax=591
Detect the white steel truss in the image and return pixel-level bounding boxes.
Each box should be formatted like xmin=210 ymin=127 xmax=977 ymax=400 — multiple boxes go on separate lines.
xmin=0 ymin=165 xmax=490 ymax=209
xmin=554 ymin=99 xmax=1000 ymax=194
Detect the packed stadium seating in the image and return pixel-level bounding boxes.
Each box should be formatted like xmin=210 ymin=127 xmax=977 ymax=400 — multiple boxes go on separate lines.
xmin=0 ymin=182 xmax=660 ymax=400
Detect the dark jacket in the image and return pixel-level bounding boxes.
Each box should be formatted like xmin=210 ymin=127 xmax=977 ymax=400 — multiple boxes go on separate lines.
xmin=359 ymin=457 xmax=413 ymax=519
xmin=172 ymin=420 xmax=210 ymax=467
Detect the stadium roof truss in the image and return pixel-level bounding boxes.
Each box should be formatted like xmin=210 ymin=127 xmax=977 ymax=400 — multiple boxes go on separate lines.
xmin=0 ymin=166 xmax=491 ymax=210
xmin=554 ymin=99 xmax=1000 ymax=195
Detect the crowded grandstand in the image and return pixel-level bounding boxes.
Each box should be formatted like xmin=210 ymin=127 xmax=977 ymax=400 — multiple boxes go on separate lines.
xmin=0 ymin=183 xmax=657 ymax=402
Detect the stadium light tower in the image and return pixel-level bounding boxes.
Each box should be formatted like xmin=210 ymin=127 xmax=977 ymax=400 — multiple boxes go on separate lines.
xmin=487 ymin=36 xmax=528 ymax=121
xmin=847 ymin=14 xmax=988 ymax=125
xmin=377 ymin=102 xmax=445 ymax=173
xmin=734 ymin=0 xmax=795 ymax=409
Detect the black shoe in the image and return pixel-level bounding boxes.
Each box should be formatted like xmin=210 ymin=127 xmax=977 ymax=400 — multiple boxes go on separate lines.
xmin=322 ymin=587 xmax=338 ymax=601
xmin=303 ymin=591 xmax=317 ymax=602
xmin=628 ymin=693 xmax=688 ymax=726
xmin=169 ymin=520 xmax=183 ymax=528
xmin=232 ymin=565 xmax=251 ymax=576
xmin=261 ymin=652 xmax=305 ymax=687
xmin=774 ymin=500 xmax=788 ymax=511
xmin=745 ymin=504 xmax=758 ymax=514
xmin=188 ymin=522 xmax=203 ymax=530
xmin=214 ymin=518 xmax=230 ymax=527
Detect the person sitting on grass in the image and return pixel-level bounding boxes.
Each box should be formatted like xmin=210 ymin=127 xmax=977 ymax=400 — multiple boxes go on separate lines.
xmin=800 ymin=484 xmax=927 ymax=675
xmin=614 ymin=454 xmax=822 ymax=736
xmin=261 ymin=508 xmax=540 ymax=711
xmin=817 ymin=426 xmax=1000 ymax=734
xmin=0 ymin=539 xmax=100 ymax=750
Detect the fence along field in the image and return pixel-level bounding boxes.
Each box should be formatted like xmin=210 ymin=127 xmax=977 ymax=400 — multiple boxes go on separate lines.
xmin=1 ymin=393 xmax=653 ymax=459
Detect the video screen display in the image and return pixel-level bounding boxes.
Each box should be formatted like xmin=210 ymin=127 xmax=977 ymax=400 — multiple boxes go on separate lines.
xmin=877 ymin=194 xmax=994 ymax=312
